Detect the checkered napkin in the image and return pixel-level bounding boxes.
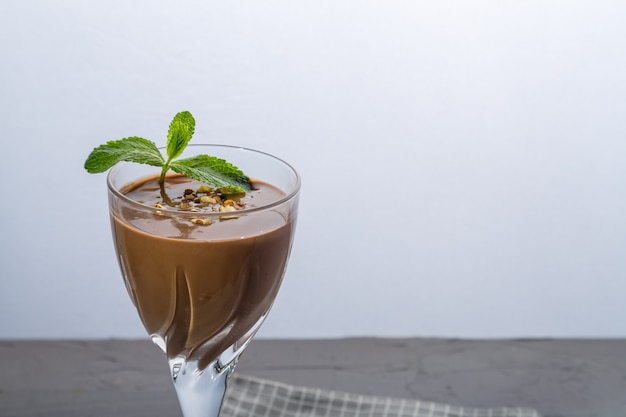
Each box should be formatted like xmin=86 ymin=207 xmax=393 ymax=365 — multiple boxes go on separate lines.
xmin=221 ymin=374 xmax=542 ymax=417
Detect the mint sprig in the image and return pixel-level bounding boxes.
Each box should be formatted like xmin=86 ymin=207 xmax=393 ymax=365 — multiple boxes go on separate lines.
xmin=84 ymin=111 xmax=251 ymax=193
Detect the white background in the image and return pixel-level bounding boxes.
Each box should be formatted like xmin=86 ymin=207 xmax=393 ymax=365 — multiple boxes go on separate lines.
xmin=1 ymin=0 xmax=625 ymax=340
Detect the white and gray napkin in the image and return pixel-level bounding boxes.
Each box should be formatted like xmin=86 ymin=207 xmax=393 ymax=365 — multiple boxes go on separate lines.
xmin=222 ymin=374 xmax=542 ymax=417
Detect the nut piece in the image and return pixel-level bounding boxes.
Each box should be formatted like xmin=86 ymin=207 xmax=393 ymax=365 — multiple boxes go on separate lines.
xmin=219 ymin=204 xmax=239 ymax=220
xmin=199 ymin=195 xmax=218 ymax=204
xmin=196 ymin=185 xmax=213 ymax=194
xmin=223 ymin=199 xmax=244 ymax=210
xmin=191 ymin=218 xmax=213 ymax=226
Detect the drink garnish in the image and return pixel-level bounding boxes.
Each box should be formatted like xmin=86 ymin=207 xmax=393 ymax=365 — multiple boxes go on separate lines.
xmin=84 ymin=111 xmax=252 ymax=194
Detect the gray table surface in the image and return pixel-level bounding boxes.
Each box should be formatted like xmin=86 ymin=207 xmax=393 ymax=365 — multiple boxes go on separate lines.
xmin=0 ymin=338 xmax=624 ymax=417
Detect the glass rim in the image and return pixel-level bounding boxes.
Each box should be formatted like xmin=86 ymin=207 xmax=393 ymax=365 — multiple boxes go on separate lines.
xmin=106 ymin=144 xmax=301 ymax=217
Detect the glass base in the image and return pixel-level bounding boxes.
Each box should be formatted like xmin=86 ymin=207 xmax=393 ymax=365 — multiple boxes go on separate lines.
xmin=155 ymin=313 xmax=268 ymax=417
xmin=169 ymin=356 xmax=237 ymax=417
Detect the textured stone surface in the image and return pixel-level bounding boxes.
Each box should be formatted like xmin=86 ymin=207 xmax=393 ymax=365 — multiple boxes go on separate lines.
xmin=0 ymin=338 xmax=624 ymax=417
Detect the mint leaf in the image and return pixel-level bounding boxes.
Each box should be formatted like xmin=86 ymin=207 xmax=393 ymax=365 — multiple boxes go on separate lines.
xmin=170 ymin=155 xmax=252 ymax=193
xmin=85 ymin=111 xmax=250 ymax=195
xmin=166 ymin=111 xmax=195 ymax=162
xmin=84 ymin=137 xmax=164 ymax=173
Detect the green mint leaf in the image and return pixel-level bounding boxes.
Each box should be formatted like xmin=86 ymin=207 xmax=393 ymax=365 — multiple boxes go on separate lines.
xmin=85 ymin=111 xmax=250 ymax=195
xmin=166 ymin=111 xmax=195 ymax=162
xmin=84 ymin=137 xmax=164 ymax=173
xmin=170 ymin=155 xmax=252 ymax=193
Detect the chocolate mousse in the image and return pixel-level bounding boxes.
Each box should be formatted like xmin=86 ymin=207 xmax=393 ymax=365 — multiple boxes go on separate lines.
xmin=109 ymin=174 xmax=296 ymax=369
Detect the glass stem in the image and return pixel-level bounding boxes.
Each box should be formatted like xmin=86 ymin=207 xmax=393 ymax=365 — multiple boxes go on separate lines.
xmin=169 ymin=357 xmax=237 ymax=417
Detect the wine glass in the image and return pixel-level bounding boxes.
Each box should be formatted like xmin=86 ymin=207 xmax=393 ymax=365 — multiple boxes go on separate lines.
xmin=106 ymin=144 xmax=300 ymax=417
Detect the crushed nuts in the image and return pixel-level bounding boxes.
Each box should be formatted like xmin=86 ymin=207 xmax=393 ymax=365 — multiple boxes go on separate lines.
xmin=190 ymin=218 xmax=213 ymax=226
xmin=150 ymin=182 xmax=246 ymax=225
xmin=199 ymin=195 xmax=218 ymax=204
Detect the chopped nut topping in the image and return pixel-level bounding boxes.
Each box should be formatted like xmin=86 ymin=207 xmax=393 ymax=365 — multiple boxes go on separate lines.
xmin=196 ymin=185 xmax=213 ymax=194
xmin=199 ymin=195 xmax=218 ymax=204
xmin=191 ymin=218 xmax=213 ymax=226
xmin=152 ymin=183 xmax=246 ymax=223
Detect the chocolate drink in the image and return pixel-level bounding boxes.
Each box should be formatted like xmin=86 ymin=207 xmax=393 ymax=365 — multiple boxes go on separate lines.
xmin=110 ymin=175 xmax=296 ymax=369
